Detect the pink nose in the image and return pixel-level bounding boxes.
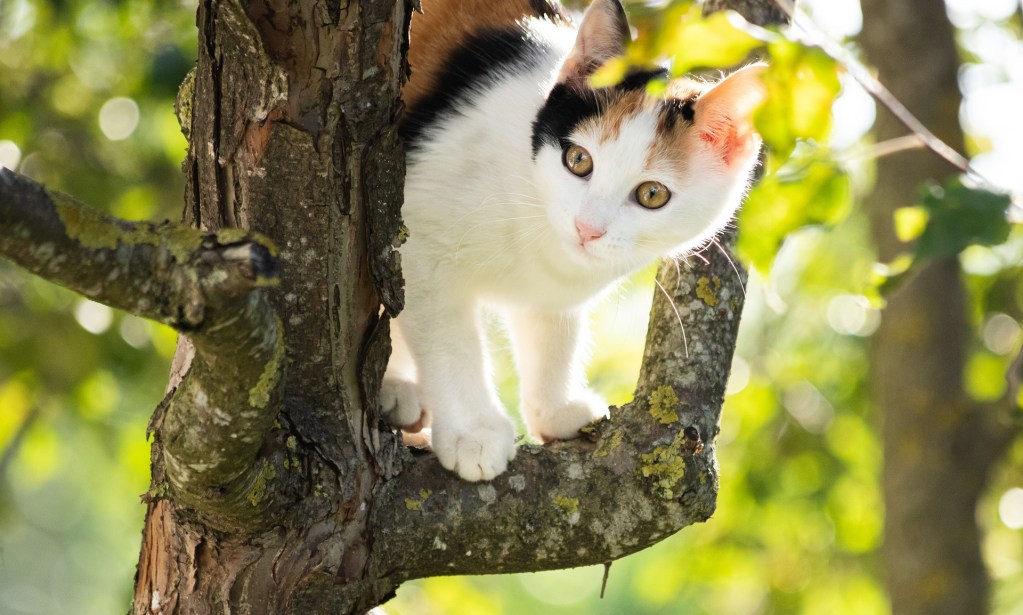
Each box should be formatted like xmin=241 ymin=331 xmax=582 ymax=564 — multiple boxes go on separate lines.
xmin=575 ymin=220 xmax=606 ymax=244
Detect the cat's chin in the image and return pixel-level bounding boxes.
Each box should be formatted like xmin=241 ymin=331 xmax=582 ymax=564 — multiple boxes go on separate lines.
xmin=561 ymin=240 xmax=605 ymax=268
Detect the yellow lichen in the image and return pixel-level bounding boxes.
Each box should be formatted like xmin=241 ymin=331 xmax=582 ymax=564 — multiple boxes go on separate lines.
xmin=648 ymin=385 xmax=680 ymax=425
xmin=395 ymin=224 xmax=410 ymax=246
xmin=593 ymin=429 xmax=623 ymax=458
xmin=405 ymin=488 xmax=432 ymax=511
xmin=696 ymin=276 xmax=721 ymax=307
xmin=54 ymin=192 xmax=205 ymax=263
xmin=639 ymin=429 xmax=689 ymax=499
xmin=247 ymin=460 xmax=277 ymax=507
xmin=553 ymin=495 xmax=579 ymax=517
xmin=248 ymin=317 xmax=286 ymax=409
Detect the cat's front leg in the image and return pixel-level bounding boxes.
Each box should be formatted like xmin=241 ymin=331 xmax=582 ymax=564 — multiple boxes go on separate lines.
xmin=403 ymin=304 xmax=516 ymax=481
xmin=507 ymin=308 xmax=608 ymax=442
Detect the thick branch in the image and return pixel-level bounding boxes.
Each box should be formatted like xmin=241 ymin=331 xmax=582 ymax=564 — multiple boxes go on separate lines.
xmin=0 ymin=168 xmax=277 ymax=328
xmin=0 ymin=167 xmax=286 ymax=531
xmin=369 ymin=242 xmax=745 ymax=581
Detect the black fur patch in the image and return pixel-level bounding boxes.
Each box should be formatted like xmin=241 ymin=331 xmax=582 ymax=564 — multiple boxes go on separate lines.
xmin=659 ymin=96 xmax=697 ymax=131
xmin=530 ymin=68 xmax=667 ymax=156
xmin=529 ymin=0 xmax=569 ymax=22
xmin=401 ymin=26 xmax=550 ymax=150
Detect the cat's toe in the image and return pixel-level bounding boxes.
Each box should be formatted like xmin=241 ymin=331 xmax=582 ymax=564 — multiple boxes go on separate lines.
xmin=380 ymin=376 xmax=427 ymax=430
xmin=529 ymin=390 xmax=608 ymax=442
xmin=432 ymin=418 xmax=517 ymax=481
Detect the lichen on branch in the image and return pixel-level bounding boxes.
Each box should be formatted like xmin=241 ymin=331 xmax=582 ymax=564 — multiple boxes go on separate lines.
xmin=0 ymin=167 xmax=287 ymax=531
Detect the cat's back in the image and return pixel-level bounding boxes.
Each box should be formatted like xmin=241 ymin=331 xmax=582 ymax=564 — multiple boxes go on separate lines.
xmin=403 ymin=0 xmax=568 ymax=110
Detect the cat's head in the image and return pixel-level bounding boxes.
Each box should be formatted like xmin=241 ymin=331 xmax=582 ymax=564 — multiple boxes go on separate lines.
xmin=531 ymin=0 xmax=765 ymax=270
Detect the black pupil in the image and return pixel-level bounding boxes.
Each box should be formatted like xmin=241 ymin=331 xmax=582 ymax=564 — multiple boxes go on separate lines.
xmin=573 ymin=151 xmax=585 ymax=166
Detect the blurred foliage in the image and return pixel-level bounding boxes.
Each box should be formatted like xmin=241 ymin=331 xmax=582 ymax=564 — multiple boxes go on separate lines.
xmin=2 ymin=2 xmax=1023 ymax=615
xmin=0 ymin=0 xmax=193 ymax=613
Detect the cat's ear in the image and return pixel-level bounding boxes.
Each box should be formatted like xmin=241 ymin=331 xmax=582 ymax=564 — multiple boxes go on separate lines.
xmin=693 ymin=64 xmax=767 ymax=167
xmin=557 ymin=0 xmax=630 ymax=88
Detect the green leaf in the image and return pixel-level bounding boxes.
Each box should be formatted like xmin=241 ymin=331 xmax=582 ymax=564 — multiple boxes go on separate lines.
xmin=666 ymin=9 xmax=766 ymax=76
xmin=738 ymin=151 xmax=852 ymax=272
xmin=912 ymin=178 xmax=1013 ymax=260
xmin=893 ymin=206 xmax=928 ymax=242
xmin=755 ymin=40 xmax=841 ymax=162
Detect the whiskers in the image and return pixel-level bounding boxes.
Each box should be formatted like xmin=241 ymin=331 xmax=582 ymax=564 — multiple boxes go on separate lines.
xmin=647 ymin=234 xmax=747 ymax=359
xmin=710 ymin=237 xmax=746 ymax=297
xmin=452 ymin=178 xmax=549 ymax=259
xmin=654 ymin=274 xmax=689 ymax=358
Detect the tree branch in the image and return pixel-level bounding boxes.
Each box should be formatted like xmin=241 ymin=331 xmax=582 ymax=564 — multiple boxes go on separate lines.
xmin=0 ymin=167 xmax=287 ymax=531
xmin=368 ymin=240 xmax=745 ymax=582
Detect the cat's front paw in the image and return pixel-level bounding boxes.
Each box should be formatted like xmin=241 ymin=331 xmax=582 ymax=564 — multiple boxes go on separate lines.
xmin=380 ymin=376 xmax=427 ymax=431
xmin=527 ymin=390 xmax=608 ymax=442
xmin=432 ymin=414 xmax=517 ymax=481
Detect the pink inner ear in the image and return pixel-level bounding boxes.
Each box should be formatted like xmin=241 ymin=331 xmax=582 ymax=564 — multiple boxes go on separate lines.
xmin=699 ymin=114 xmax=754 ymax=167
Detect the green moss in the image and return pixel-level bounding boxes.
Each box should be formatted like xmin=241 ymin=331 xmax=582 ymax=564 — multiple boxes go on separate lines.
xmin=248 ymin=318 xmax=285 ymax=409
xmin=215 ymin=227 xmax=250 ymax=245
xmin=216 ymin=228 xmax=279 ymax=258
xmin=696 ymin=276 xmax=721 ymax=307
xmin=649 ymin=385 xmax=680 ymax=425
xmin=54 ymin=191 xmax=279 ymax=273
xmin=176 ymin=67 xmax=196 ymax=134
xmin=286 ymin=435 xmax=297 ymax=451
xmin=404 ymin=488 xmax=432 ymax=511
xmin=593 ymin=429 xmax=623 ymax=458
xmin=247 ymin=460 xmax=277 ymax=507
xmin=553 ymin=495 xmax=579 ymax=517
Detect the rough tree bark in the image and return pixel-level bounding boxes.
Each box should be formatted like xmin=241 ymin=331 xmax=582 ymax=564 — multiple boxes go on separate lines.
xmin=859 ymin=1 xmax=1018 ymax=613
xmin=0 ymin=1 xmax=784 ymax=613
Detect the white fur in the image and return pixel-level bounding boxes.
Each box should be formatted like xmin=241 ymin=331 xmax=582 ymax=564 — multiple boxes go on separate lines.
xmin=384 ymin=18 xmax=759 ymax=481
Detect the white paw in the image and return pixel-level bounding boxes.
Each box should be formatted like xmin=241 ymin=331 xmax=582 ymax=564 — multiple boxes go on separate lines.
xmin=527 ymin=390 xmax=608 ymax=442
xmin=432 ymin=414 xmax=517 ymax=482
xmin=380 ymin=376 xmax=427 ymax=430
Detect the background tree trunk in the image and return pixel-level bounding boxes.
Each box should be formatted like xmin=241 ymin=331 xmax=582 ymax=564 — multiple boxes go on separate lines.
xmin=859 ymin=1 xmax=1013 ymax=612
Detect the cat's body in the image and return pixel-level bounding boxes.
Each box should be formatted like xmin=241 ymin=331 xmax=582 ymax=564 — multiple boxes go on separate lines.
xmin=384 ymin=0 xmax=765 ymax=481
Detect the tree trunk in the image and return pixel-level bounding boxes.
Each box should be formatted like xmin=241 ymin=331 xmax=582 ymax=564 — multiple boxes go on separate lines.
xmin=859 ymin=1 xmax=1012 ymax=612
xmin=0 ymin=1 xmax=785 ymax=613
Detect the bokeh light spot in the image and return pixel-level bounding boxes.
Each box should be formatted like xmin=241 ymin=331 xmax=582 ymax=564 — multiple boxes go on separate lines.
xmin=98 ymin=97 xmax=140 ymax=141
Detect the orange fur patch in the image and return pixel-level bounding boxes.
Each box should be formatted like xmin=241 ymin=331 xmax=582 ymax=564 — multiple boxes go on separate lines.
xmin=593 ymin=89 xmax=647 ymax=143
xmin=404 ymin=0 xmax=568 ymax=109
xmin=645 ymin=79 xmax=708 ymax=174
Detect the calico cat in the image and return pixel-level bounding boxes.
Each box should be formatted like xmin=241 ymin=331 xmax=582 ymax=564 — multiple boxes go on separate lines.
xmin=383 ymin=0 xmax=765 ymax=481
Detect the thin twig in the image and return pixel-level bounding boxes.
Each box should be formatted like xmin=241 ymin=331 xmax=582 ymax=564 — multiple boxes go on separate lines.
xmin=600 ymin=561 xmax=613 ymax=599
xmin=770 ymin=0 xmax=991 ymax=188
xmin=837 ymin=135 xmax=927 ymax=165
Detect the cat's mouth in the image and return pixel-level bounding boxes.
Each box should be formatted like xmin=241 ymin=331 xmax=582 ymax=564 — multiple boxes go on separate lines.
xmin=566 ymin=237 xmax=603 ymax=264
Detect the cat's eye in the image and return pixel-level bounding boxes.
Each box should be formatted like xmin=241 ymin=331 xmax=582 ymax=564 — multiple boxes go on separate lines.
xmin=563 ymin=144 xmax=593 ymax=177
xmin=635 ymin=181 xmax=671 ymax=209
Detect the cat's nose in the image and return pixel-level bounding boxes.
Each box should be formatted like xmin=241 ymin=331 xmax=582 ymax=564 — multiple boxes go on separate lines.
xmin=575 ymin=219 xmax=606 ymax=244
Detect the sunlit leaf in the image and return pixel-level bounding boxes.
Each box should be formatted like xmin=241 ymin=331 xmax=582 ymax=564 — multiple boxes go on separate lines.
xmin=666 ymin=9 xmax=766 ymax=75
xmin=893 ymin=206 xmax=928 ymax=242
xmin=756 ymin=40 xmax=841 ymax=162
xmin=588 ymin=56 xmax=629 ymax=88
xmin=738 ymin=151 xmax=852 ymax=271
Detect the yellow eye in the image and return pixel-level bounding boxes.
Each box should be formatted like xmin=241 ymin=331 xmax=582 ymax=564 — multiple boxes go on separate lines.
xmin=563 ymin=144 xmax=593 ymax=177
xmin=635 ymin=181 xmax=671 ymax=209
